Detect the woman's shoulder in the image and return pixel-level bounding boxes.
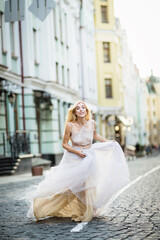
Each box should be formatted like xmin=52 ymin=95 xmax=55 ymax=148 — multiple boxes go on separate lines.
xmin=65 ymin=122 xmax=74 ymax=134
xmin=66 ymin=122 xmax=74 ymax=128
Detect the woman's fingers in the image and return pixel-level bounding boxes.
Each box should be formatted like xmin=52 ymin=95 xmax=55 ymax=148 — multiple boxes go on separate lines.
xmin=80 ymin=151 xmax=86 ymax=158
xmin=76 ymin=150 xmax=86 ymax=158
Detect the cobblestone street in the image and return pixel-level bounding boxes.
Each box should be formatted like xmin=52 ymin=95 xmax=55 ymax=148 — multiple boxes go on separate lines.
xmin=0 ymin=154 xmax=160 ymax=240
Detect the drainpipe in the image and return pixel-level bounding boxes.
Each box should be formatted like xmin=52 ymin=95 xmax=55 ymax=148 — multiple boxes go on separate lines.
xmin=18 ymin=21 xmax=25 ymax=130
xmin=79 ymin=0 xmax=85 ymax=101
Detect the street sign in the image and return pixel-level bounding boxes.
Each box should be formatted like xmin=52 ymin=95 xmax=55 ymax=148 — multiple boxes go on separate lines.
xmin=29 ymin=0 xmax=56 ymax=22
xmin=5 ymin=0 xmax=25 ymax=22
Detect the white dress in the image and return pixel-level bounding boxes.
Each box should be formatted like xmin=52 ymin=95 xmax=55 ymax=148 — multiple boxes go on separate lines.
xmin=26 ymin=119 xmax=130 ymax=222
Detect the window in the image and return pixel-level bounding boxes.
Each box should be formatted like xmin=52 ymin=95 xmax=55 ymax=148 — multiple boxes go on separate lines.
xmin=75 ymin=18 xmax=79 ymax=41
xmin=33 ymin=28 xmax=40 ymax=65
xmin=64 ymin=13 xmax=68 ymax=46
xmin=101 ymin=6 xmax=108 ymax=23
xmin=153 ymin=99 xmax=155 ymax=106
xmin=33 ymin=28 xmax=38 ymax=63
xmin=0 ymin=12 xmax=4 ymax=52
xmin=103 ymin=42 xmax=110 ymax=62
xmin=62 ymin=65 xmax=64 ymax=85
xmin=88 ymin=67 xmax=92 ymax=92
xmin=67 ymin=68 xmax=70 ymax=87
xmin=58 ymin=100 xmax=62 ymax=138
xmin=92 ymin=70 xmax=95 ymax=93
xmin=77 ymin=64 xmax=81 ymax=89
xmin=63 ymin=102 xmax=66 ymax=121
xmin=105 ymin=78 xmax=112 ymax=98
xmin=59 ymin=9 xmax=63 ymax=43
xmin=53 ymin=8 xmax=57 ymax=39
xmin=10 ymin=22 xmax=15 ymax=55
xmin=56 ymin=62 xmax=59 ymax=83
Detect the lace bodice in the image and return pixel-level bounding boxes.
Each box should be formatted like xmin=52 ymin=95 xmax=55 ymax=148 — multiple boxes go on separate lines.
xmin=68 ymin=119 xmax=95 ymax=148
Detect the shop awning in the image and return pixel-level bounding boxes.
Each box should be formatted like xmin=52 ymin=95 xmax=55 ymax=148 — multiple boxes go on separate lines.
xmin=116 ymin=115 xmax=130 ymax=126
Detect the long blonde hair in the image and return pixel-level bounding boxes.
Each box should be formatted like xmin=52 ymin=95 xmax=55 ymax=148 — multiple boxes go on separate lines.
xmin=65 ymin=101 xmax=92 ymax=127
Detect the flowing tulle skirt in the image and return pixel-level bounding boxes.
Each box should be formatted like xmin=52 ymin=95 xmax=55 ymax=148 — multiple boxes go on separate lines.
xmin=26 ymin=141 xmax=130 ymax=222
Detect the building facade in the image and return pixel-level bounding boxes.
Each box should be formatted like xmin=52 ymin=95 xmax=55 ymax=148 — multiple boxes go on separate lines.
xmin=146 ymin=73 xmax=160 ymax=147
xmin=121 ymin=30 xmax=148 ymax=147
xmin=94 ymin=0 xmax=129 ymax=147
xmin=94 ymin=0 xmax=148 ymax=149
xmin=0 ymin=0 xmax=98 ymax=169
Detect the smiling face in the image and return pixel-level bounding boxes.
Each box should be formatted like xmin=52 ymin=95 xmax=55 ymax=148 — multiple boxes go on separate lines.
xmin=75 ymin=102 xmax=87 ymax=118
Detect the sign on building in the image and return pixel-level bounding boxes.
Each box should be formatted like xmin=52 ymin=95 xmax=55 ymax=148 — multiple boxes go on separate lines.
xmin=29 ymin=0 xmax=56 ymax=22
xmin=5 ymin=0 xmax=25 ymax=22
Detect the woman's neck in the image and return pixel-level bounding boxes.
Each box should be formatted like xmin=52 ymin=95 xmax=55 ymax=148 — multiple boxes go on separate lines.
xmin=76 ymin=117 xmax=87 ymax=126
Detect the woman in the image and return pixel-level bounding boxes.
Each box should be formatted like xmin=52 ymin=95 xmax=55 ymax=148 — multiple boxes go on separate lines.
xmin=26 ymin=101 xmax=130 ymax=222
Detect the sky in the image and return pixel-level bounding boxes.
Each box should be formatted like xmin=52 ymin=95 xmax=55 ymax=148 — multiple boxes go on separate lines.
xmin=114 ymin=0 xmax=160 ymax=77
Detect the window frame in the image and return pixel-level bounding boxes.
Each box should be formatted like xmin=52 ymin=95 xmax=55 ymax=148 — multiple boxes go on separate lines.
xmin=0 ymin=11 xmax=4 ymax=53
xmin=67 ymin=68 xmax=70 ymax=88
xmin=58 ymin=99 xmax=62 ymax=139
xmin=56 ymin=62 xmax=59 ymax=83
xmin=101 ymin=5 xmax=108 ymax=23
xmin=53 ymin=7 xmax=57 ymax=40
xmin=62 ymin=65 xmax=65 ymax=86
xmin=10 ymin=22 xmax=16 ymax=56
xmin=105 ymin=78 xmax=113 ymax=99
xmin=103 ymin=42 xmax=110 ymax=63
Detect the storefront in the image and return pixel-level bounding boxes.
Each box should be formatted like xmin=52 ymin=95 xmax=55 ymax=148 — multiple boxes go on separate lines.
xmin=104 ymin=114 xmax=132 ymax=150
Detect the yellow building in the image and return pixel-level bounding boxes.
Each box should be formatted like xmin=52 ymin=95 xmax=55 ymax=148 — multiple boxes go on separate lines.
xmin=94 ymin=0 xmax=126 ymax=146
xmin=146 ymin=74 xmax=160 ymax=147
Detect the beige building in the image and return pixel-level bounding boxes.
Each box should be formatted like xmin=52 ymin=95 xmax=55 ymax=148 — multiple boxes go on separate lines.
xmin=94 ymin=0 xmax=129 ymax=147
xmin=146 ymin=74 xmax=160 ymax=147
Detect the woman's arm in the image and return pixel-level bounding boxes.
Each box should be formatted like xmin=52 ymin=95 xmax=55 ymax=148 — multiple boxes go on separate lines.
xmin=62 ymin=123 xmax=86 ymax=158
xmin=93 ymin=120 xmax=113 ymax=142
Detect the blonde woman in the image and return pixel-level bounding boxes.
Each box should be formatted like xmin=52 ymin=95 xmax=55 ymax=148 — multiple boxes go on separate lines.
xmin=26 ymin=101 xmax=130 ymax=222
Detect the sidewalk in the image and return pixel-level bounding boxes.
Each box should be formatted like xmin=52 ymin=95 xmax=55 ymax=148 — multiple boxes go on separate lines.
xmin=0 ymin=170 xmax=47 ymax=185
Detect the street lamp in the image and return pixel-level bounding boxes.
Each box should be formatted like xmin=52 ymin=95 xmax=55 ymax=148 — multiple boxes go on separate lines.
xmin=49 ymin=102 xmax=54 ymax=111
xmin=40 ymin=102 xmax=46 ymax=109
xmin=115 ymin=125 xmax=119 ymax=131
xmin=8 ymin=92 xmax=16 ymax=105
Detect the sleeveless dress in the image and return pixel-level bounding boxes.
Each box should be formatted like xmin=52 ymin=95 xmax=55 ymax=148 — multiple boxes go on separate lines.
xmin=26 ymin=119 xmax=130 ymax=222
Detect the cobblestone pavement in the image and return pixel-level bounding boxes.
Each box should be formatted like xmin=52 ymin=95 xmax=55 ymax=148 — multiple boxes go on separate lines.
xmin=0 ymin=154 xmax=160 ymax=240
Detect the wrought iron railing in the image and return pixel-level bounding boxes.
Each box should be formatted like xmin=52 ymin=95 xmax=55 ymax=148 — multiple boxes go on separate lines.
xmin=10 ymin=130 xmax=31 ymax=159
xmin=0 ymin=131 xmax=31 ymax=165
xmin=0 ymin=132 xmax=10 ymax=157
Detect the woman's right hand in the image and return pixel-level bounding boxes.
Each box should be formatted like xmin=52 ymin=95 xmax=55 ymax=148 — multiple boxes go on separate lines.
xmin=76 ymin=150 xmax=86 ymax=158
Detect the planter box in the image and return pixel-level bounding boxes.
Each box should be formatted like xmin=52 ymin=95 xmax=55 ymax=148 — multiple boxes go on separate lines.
xmin=31 ymin=166 xmax=43 ymax=176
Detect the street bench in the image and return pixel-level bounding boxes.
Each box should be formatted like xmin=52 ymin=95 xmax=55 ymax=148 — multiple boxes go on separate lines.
xmin=124 ymin=145 xmax=136 ymax=161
